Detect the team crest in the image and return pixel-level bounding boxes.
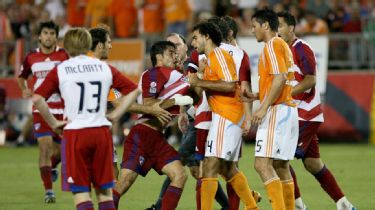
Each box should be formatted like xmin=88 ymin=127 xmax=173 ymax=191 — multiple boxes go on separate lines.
xmin=139 ymin=156 xmax=145 ymax=166
xmin=149 ymin=82 xmax=157 ymax=94
xmin=34 ymin=123 xmax=41 ymax=131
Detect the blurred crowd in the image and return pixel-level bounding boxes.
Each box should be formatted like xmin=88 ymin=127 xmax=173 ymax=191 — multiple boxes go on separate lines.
xmin=1 ymin=0 xmax=374 ymax=44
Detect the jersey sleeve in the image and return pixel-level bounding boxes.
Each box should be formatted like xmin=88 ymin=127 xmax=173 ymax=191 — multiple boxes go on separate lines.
xmin=295 ymin=43 xmax=316 ymax=75
xmin=18 ymin=54 xmax=32 ymax=79
xmin=209 ymin=48 xmax=237 ymax=82
xmin=109 ymin=65 xmax=137 ymax=95
xmin=239 ymin=51 xmax=251 ymax=82
xmin=34 ymin=67 xmax=60 ymax=98
xmin=141 ymin=68 xmax=167 ymax=98
xmin=266 ymin=39 xmax=288 ymax=75
xmin=186 ymin=50 xmax=199 ymax=73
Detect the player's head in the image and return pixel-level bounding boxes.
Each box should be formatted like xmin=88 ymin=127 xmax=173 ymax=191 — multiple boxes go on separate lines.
xmin=277 ymin=11 xmax=297 ymax=43
xmin=38 ymin=21 xmax=59 ymax=49
xmin=63 ymin=28 xmax=92 ymax=57
xmin=191 ymin=21 xmax=222 ymax=54
xmin=251 ymin=8 xmax=279 ymax=42
xmin=89 ymin=27 xmax=112 ymax=60
xmin=150 ymin=41 xmax=177 ymax=68
xmin=207 ymin=16 xmax=230 ymax=42
xmin=222 ymin=16 xmax=238 ymax=40
xmin=166 ymin=33 xmax=187 ymax=68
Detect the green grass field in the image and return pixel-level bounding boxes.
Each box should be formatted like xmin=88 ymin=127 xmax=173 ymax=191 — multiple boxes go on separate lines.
xmin=0 ymin=143 xmax=374 ymax=210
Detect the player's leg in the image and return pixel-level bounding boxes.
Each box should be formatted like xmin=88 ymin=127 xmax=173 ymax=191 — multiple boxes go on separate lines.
xmin=91 ymin=127 xmax=117 ymax=210
xmin=113 ymin=169 xmax=139 ymax=209
xmin=160 ymin=160 xmax=187 ymax=210
xmin=274 ymin=160 xmax=294 ymax=210
xmin=51 ymin=141 xmax=61 ymax=182
xmin=37 ymin=135 xmax=55 ymax=203
xmin=254 ymin=105 xmax=290 ymax=210
xmin=273 ymin=105 xmax=299 ymax=210
xmin=221 ymin=161 xmax=258 ymax=210
xmin=289 ymin=166 xmax=306 ymax=210
xmin=96 ymin=188 xmax=115 ymax=210
xmin=303 ymin=150 xmax=355 ymax=209
xmin=73 ymin=192 xmax=94 ymax=210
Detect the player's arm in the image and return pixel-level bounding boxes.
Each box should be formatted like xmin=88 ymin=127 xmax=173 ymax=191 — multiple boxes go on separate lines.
xmin=291 ymin=44 xmax=317 ymax=96
xmin=188 ymin=72 xmax=236 ymax=92
xmin=17 ymin=57 xmax=32 ymax=98
xmin=291 ymin=75 xmax=315 ymax=96
xmin=107 ymin=88 xmax=141 ymax=121
xmin=17 ymin=77 xmax=32 ymax=98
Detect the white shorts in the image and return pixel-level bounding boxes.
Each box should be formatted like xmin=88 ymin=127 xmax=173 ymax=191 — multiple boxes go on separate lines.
xmin=205 ymin=112 xmax=243 ymax=161
xmin=255 ymin=104 xmax=298 ymax=160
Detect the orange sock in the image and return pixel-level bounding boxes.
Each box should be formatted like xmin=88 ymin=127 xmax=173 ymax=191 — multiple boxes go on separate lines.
xmin=265 ymin=178 xmax=286 ymax=210
xmin=201 ymin=178 xmax=218 ymax=210
xmin=281 ymin=179 xmax=294 ymax=210
xmin=227 ymin=171 xmax=258 ymax=210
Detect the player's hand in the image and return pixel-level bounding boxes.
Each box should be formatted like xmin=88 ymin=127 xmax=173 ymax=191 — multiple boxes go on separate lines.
xmin=241 ymin=89 xmax=258 ymax=103
xmin=242 ymin=116 xmax=251 ymax=136
xmin=22 ymin=89 xmax=32 ymax=98
xmin=251 ymin=107 xmax=267 ymax=126
xmin=187 ymin=72 xmax=199 ymax=86
xmin=52 ymin=120 xmax=67 ymax=135
xmin=178 ymin=113 xmax=189 ymax=133
xmin=150 ymin=100 xmax=172 ymax=124
xmin=198 ymin=58 xmax=207 ymax=73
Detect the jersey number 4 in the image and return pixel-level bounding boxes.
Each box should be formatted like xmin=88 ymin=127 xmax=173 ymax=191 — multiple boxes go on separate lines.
xmin=76 ymin=81 xmax=102 ymax=114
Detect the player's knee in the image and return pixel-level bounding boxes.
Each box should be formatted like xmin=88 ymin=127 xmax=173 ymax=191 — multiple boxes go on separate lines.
xmin=303 ymin=159 xmax=323 ymax=174
xmin=170 ymin=167 xmax=188 ymax=187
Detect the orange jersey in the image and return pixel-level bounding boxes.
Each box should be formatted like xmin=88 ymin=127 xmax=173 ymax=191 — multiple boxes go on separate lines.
xmin=203 ymin=48 xmax=243 ymax=124
xmin=141 ymin=0 xmax=164 ymax=33
xmin=258 ymin=37 xmax=295 ymax=106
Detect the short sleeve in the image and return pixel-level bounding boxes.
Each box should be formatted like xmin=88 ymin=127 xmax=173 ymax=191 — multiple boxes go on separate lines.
xmin=18 ymin=54 xmax=32 ymax=79
xmin=239 ymin=51 xmax=251 ymax=82
xmin=34 ymin=68 xmax=60 ymax=98
xmin=295 ymin=43 xmax=316 ymax=75
xmin=210 ymin=48 xmax=237 ymax=82
xmin=141 ymin=68 xmax=167 ymax=98
xmin=110 ymin=65 xmax=137 ymax=95
xmin=266 ymin=39 xmax=288 ymax=74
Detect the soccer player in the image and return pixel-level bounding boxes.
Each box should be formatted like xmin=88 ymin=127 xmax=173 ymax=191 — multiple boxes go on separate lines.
xmin=188 ymin=21 xmax=259 ymax=210
xmin=112 ymin=41 xmax=194 ymax=210
xmin=17 ymin=21 xmax=69 ymax=203
xmin=88 ymin=27 xmax=171 ymax=180
xmin=243 ymin=8 xmax=298 ymax=210
xmin=277 ymin=11 xmax=357 ymax=210
xmin=32 ymin=27 xmax=141 ymax=210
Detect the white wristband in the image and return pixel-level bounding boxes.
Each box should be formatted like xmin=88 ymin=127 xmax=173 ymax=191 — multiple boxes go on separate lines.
xmin=173 ymin=95 xmax=194 ymax=106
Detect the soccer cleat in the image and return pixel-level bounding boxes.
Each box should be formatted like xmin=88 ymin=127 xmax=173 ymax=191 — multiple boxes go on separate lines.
xmin=252 ymin=190 xmax=262 ymax=203
xmin=51 ymin=168 xmax=58 ymax=182
xmin=44 ymin=191 xmax=56 ymax=203
xmin=336 ymin=197 xmax=356 ymax=210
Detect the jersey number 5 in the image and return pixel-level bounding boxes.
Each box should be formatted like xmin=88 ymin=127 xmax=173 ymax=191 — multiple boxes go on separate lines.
xmin=76 ymin=81 xmax=102 ymax=114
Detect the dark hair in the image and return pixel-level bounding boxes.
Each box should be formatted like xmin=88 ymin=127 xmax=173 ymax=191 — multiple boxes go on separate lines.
xmin=207 ymin=16 xmax=229 ymax=41
xmin=38 ymin=21 xmax=59 ymax=37
xmin=89 ymin=28 xmax=109 ymax=51
xmin=222 ymin=16 xmax=238 ymax=38
xmin=277 ymin=11 xmax=296 ymax=28
xmin=252 ymin=8 xmax=279 ymax=32
xmin=166 ymin=33 xmax=186 ymax=44
xmin=150 ymin=41 xmax=176 ymax=67
xmin=192 ymin=21 xmax=222 ymax=46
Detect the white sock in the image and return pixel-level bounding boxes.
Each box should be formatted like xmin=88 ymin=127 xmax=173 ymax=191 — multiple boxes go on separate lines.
xmin=295 ymin=197 xmax=307 ymax=210
xmin=336 ymin=196 xmax=354 ymax=210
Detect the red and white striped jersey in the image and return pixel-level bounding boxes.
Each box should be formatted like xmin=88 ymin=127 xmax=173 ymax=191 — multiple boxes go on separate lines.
xmin=35 ymin=55 xmax=138 ymax=129
xmin=19 ymin=47 xmax=69 ymax=114
xmin=138 ymin=66 xmax=190 ymax=119
xmin=290 ymin=38 xmax=323 ymax=122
